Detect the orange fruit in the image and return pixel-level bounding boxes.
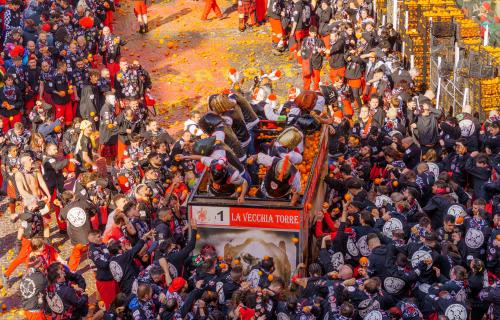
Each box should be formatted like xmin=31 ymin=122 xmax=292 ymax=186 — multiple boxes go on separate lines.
xmin=292 ymin=237 xmax=299 ymax=244
xmin=196 ymin=234 xmax=201 ymax=240
xmin=107 ymin=124 xmax=114 ymax=129
xmin=233 ymin=259 xmax=241 ymax=265
xmin=392 ymin=181 xmax=399 ymax=187
xmin=167 ymin=41 xmax=175 ymax=49
xmin=53 ymin=125 xmax=62 ymax=133
xmin=268 ymin=274 xmax=274 ymax=281
xmin=344 ymin=193 xmax=351 ymax=201
xmin=359 ymin=256 xmax=369 ymax=266
xmin=236 ymin=186 xmax=242 ymax=193
xmin=219 ymin=263 xmax=227 ymax=269
xmin=374 ymin=178 xmax=382 ymax=185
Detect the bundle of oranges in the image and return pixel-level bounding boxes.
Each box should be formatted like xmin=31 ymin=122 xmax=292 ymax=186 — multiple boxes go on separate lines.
xmin=297 ymin=131 xmax=321 ymax=194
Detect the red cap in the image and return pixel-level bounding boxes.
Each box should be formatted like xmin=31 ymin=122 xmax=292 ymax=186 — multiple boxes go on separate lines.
xmin=239 ymin=307 xmax=255 ymax=320
xmin=41 ymin=24 xmax=51 ymax=32
xmin=9 ymin=45 xmax=24 ymax=59
xmin=168 ymin=277 xmax=187 ymax=293
xmin=79 ymin=16 xmax=94 ymax=29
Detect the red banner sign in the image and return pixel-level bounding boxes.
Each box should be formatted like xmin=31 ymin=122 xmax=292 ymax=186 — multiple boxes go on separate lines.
xmin=191 ymin=205 xmax=301 ymax=230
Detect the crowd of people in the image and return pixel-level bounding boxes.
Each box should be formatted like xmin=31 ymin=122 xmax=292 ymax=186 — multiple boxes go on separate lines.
xmin=0 ymin=0 xmax=499 ymax=319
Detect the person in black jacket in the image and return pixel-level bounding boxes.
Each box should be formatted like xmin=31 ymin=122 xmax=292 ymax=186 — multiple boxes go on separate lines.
xmin=51 ymin=61 xmax=74 ymax=126
xmin=108 ymin=228 xmax=155 ymax=295
xmin=481 ymin=120 xmax=499 ymax=155
xmin=19 ymin=256 xmax=47 ymax=319
xmin=88 ymin=230 xmax=118 ymax=309
xmin=160 ymin=279 xmax=205 ymax=320
xmin=465 ymin=152 xmax=492 ymax=200
xmin=43 ymin=142 xmax=78 ymax=232
xmin=327 ymin=31 xmax=346 ymax=82
xmin=0 ymin=74 xmax=24 ymax=131
xmin=60 ymin=190 xmax=98 ymax=271
xmin=300 ymin=26 xmax=325 ymax=91
xmin=401 ymin=137 xmax=421 ymax=170
xmin=156 ymin=218 xmax=197 ymax=278
xmin=316 ymin=1 xmax=332 ymax=46
xmin=46 ymin=262 xmax=88 ymax=320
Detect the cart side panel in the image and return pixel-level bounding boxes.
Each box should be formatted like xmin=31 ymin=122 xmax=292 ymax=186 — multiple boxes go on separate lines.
xmin=301 ymin=126 xmax=328 ymax=264
xmin=189 ymin=204 xmax=301 ymax=286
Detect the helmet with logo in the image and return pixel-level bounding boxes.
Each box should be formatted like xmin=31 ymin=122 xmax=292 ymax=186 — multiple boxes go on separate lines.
xmin=210 ymin=160 xmax=229 ymax=184
xmin=198 ymin=112 xmax=224 ymax=135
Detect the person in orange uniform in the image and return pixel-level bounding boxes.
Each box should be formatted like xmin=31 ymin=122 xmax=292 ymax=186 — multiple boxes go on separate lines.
xmin=201 ymin=0 xmax=224 ymax=20
xmin=267 ymin=0 xmax=285 ymax=53
xmin=134 ymin=0 xmax=149 ymax=33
